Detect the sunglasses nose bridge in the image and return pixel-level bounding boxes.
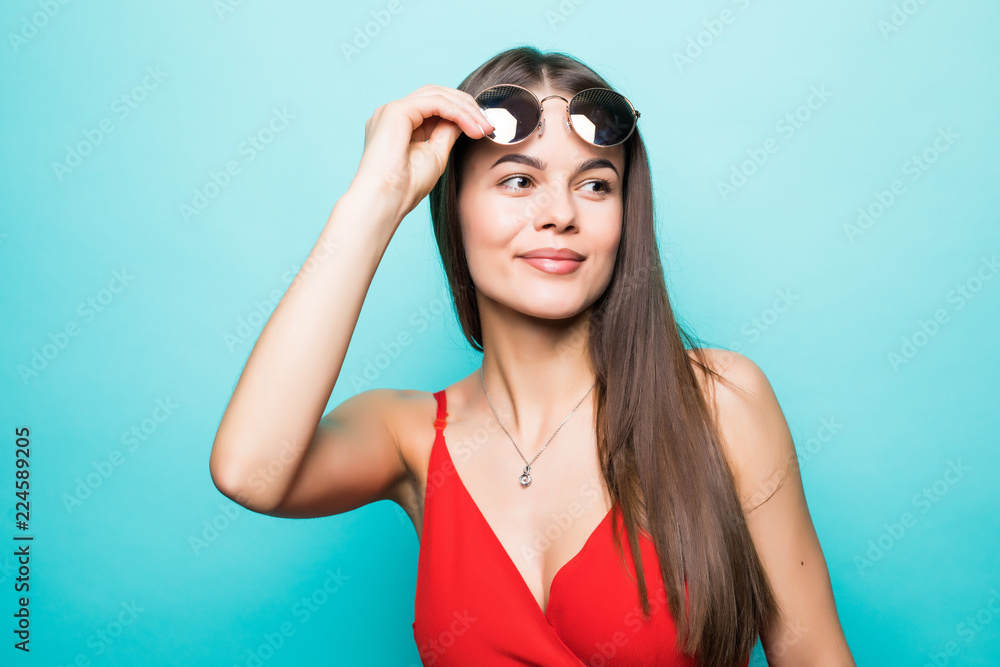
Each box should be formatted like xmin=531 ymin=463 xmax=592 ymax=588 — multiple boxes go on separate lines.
xmin=536 ymin=94 xmax=572 ymax=138
xmin=538 ymin=93 xmax=569 ymax=105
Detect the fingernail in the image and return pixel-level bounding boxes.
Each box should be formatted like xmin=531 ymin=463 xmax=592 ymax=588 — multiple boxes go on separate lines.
xmin=478 ymin=108 xmax=494 ymax=128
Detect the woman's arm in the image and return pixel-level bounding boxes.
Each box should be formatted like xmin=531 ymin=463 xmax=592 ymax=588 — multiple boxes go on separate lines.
xmin=208 ymin=85 xmax=493 ymax=517
xmin=705 ymin=349 xmax=857 ymax=666
xmin=209 ymin=187 xmax=406 ymax=515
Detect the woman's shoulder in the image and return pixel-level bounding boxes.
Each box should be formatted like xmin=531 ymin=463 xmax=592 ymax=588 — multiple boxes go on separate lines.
xmin=685 ymin=348 xmax=795 ymax=509
xmin=390 ymin=376 xmax=470 ymax=432
xmin=685 ymin=347 xmax=770 ymax=405
xmin=381 ymin=380 xmax=471 ymax=513
xmin=386 ymin=386 xmax=443 ymax=447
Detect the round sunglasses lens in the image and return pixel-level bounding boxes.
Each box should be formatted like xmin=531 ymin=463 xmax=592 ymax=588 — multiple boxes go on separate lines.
xmin=475 ymin=85 xmax=538 ymax=144
xmin=569 ymin=89 xmax=635 ymax=146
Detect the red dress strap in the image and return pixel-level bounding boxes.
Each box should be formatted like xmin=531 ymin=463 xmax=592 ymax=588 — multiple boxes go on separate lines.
xmin=432 ymin=389 xmax=448 ymax=431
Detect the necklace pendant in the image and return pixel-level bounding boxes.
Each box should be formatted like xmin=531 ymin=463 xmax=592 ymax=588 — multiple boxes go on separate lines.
xmin=519 ymin=466 xmax=532 ymax=489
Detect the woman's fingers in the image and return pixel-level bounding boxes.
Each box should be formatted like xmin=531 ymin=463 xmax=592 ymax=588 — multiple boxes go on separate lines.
xmin=399 ymin=90 xmax=494 ymax=140
xmin=410 ymin=85 xmax=495 ymax=135
xmin=350 ymin=84 xmax=496 ymax=224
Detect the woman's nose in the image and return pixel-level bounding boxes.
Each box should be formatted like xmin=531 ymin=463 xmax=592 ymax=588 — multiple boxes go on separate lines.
xmin=532 ymin=184 xmax=577 ymax=231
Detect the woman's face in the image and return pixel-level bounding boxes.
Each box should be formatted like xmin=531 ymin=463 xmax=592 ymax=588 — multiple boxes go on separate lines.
xmin=457 ymin=86 xmax=626 ymax=320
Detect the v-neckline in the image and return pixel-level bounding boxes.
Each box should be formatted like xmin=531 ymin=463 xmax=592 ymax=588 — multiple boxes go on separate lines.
xmin=433 ymin=389 xmax=615 ymax=620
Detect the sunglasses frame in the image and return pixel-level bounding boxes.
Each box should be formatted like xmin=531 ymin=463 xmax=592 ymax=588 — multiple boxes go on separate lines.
xmin=474 ymin=83 xmax=641 ymax=148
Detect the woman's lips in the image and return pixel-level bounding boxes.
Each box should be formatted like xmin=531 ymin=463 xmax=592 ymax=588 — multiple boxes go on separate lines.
xmin=519 ymin=256 xmax=584 ymax=274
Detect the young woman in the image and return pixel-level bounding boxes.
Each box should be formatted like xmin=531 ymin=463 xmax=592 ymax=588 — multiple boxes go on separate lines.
xmin=209 ymin=46 xmax=856 ymax=666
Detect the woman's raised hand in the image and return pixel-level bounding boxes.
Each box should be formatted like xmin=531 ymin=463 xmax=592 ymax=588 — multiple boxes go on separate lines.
xmin=349 ymin=84 xmax=495 ymax=224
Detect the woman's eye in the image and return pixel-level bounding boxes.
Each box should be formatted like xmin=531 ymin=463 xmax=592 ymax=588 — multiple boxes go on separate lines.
xmin=498 ymin=176 xmax=614 ymax=194
xmin=584 ymin=180 xmax=612 ymax=194
xmin=499 ymin=175 xmax=532 ymax=191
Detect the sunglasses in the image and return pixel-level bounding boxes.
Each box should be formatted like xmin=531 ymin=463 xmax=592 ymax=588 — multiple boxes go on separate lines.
xmin=474 ymin=83 xmax=640 ymax=148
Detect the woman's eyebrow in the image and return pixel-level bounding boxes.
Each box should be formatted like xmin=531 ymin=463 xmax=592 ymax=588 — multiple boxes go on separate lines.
xmin=489 ymin=153 xmax=619 ymax=178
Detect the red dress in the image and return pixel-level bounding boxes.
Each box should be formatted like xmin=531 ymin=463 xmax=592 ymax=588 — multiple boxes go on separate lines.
xmin=412 ymin=389 xmax=751 ymax=666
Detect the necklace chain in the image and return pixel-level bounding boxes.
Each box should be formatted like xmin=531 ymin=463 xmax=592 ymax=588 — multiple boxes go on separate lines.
xmin=479 ymin=363 xmax=596 ymax=488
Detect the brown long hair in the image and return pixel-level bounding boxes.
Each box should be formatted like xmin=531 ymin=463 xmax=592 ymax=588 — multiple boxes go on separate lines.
xmin=429 ymin=45 xmax=778 ymax=667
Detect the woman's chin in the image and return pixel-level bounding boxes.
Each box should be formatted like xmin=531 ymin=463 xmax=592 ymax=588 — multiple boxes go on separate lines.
xmin=493 ymin=291 xmax=591 ymax=321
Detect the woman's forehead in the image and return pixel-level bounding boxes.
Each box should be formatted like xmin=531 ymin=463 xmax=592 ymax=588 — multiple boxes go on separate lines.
xmin=462 ymin=133 xmax=625 ymax=180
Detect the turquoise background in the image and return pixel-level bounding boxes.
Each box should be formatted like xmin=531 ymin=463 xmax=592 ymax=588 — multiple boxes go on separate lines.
xmin=2 ymin=0 xmax=998 ymax=665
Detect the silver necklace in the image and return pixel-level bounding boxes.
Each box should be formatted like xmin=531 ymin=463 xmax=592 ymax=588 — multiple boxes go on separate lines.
xmin=479 ymin=363 xmax=596 ymax=489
